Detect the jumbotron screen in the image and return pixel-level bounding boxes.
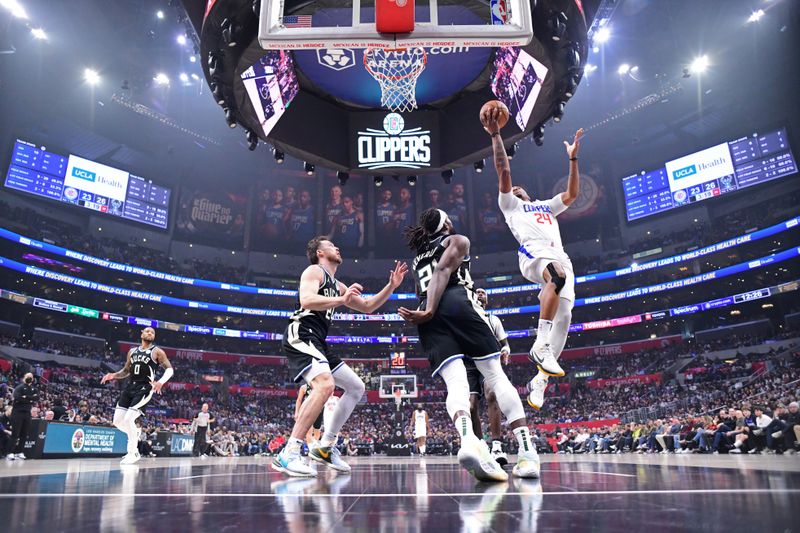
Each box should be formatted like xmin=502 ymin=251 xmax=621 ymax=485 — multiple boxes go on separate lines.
xmin=622 ymin=127 xmax=797 ymax=221
xmin=4 ymin=139 xmax=171 ymax=229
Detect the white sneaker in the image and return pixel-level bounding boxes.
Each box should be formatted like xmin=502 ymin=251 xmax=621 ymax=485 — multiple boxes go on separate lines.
xmin=527 ymin=374 xmax=548 ymax=410
xmin=309 ymin=443 xmax=351 ymax=473
xmin=16 ymin=453 xmax=26 ymax=460
xmin=457 ymin=437 xmax=508 ymax=482
xmin=120 ymin=451 xmax=141 ymax=465
xmin=729 ymin=448 xmax=742 ymax=454
xmin=5 ymin=454 xmax=15 ymax=461
xmin=272 ymin=449 xmax=317 ymax=477
xmin=513 ymin=449 xmax=541 ymax=479
xmin=528 ymin=343 xmax=564 ymax=377
xmin=490 ymin=442 xmax=508 ymax=466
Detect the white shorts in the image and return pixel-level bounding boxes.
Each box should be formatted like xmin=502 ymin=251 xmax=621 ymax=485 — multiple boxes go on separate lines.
xmin=518 ymin=244 xmax=576 ymax=302
xmin=414 ymin=428 xmax=427 ymax=439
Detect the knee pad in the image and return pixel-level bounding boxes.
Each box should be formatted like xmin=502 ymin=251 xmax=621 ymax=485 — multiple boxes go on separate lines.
xmin=546 ymin=263 xmax=566 ymax=295
xmin=438 ymin=359 xmax=471 ymax=420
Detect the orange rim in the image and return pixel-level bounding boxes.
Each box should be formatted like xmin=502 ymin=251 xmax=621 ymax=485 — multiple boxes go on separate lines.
xmin=363 ymin=47 xmax=427 ymax=81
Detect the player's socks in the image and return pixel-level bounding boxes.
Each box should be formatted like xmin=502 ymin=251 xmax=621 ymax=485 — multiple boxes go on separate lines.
xmin=420 ymin=445 xmax=426 ymax=455
xmin=285 ymin=437 xmax=304 ymax=455
xmin=536 ymin=319 xmax=553 ymax=345
xmin=513 ymin=426 xmax=534 ymax=454
xmin=455 ymin=415 xmax=475 ymax=440
xmin=319 ymin=433 xmax=337 ymax=448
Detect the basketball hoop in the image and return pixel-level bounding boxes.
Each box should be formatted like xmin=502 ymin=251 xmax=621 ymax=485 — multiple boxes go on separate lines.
xmin=364 ymin=47 xmax=427 ymax=113
xmin=393 ymin=388 xmax=403 ymax=409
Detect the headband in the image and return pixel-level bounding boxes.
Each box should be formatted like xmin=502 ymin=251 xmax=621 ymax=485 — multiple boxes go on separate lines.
xmin=433 ymin=209 xmax=448 ymax=234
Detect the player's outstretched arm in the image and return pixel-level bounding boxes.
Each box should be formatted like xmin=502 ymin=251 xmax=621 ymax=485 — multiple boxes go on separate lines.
xmin=399 ymin=235 xmax=470 ymax=324
xmin=151 ymin=348 xmax=174 ymax=394
xmin=561 ymin=128 xmax=584 ymax=205
xmin=480 ymin=107 xmax=513 ymax=194
xmin=299 ymin=265 xmax=349 ymax=311
xmin=101 ymin=349 xmax=133 ymax=383
xmin=343 ymin=261 xmax=408 ymax=313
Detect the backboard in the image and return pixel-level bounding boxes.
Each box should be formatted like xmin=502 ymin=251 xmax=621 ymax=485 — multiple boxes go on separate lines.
xmin=379 ymin=374 xmax=419 ymax=398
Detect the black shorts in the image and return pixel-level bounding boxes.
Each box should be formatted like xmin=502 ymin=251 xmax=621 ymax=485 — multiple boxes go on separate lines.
xmin=464 ymin=358 xmax=485 ymax=399
xmin=283 ymin=322 xmax=343 ymax=383
xmin=418 ymin=286 xmax=501 ymax=378
xmin=116 ymin=381 xmax=154 ymax=411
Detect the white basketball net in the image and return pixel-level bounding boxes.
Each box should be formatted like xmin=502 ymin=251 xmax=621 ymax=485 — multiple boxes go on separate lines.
xmin=364 ymin=47 xmax=428 ymax=113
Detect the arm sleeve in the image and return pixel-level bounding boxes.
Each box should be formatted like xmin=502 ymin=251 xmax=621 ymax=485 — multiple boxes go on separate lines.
xmin=547 ymin=193 xmax=569 ymax=216
xmin=498 ymin=191 xmax=521 ymax=214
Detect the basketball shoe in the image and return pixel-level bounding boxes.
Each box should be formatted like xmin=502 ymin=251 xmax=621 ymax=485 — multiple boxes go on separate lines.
xmin=526 ymin=373 xmax=548 ymax=410
xmin=120 ymin=451 xmax=141 ymax=465
xmin=309 ymin=444 xmax=351 ymax=473
xmin=528 ymin=342 xmax=564 ymax=377
xmin=458 ymin=436 xmax=508 ymax=482
xmin=513 ymin=447 xmax=541 ymax=478
xmin=490 ymin=440 xmax=508 ymax=466
xmin=272 ymin=449 xmax=317 ymax=477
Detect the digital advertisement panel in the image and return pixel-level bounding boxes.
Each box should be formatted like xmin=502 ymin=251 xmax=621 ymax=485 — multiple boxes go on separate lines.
xmin=350 ymin=111 xmax=439 ymax=172
xmin=42 ymin=423 xmax=128 ymax=455
xmin=241 ymin=51 xmax=300 ymax=138
xmin=491 ymin=47 xmax=549 ymax=131
xmin=174 ymin=186 xmax=247 ymax=247
xmin=251 ymin=174 xmax=318 ymax=251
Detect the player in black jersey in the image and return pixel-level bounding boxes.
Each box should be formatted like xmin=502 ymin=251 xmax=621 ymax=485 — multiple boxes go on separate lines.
xmin=399 ymin=209 xmax=540 ymax=481
xmin=274 ymin=236 xmax=408 ymax=477
xmin=101 ymin=327 xmax=174 ymax=464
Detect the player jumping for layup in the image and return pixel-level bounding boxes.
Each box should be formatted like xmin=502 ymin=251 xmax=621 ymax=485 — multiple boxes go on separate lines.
xmin=399 ymin=209 xmax=540 ymax=481
xmin=274 ymin=237 xmax=407 ymax=476
xmin=101 ymin=327 xmax=174 ymax=464
xmin=482 ymin=106 xmax=583 ymax=410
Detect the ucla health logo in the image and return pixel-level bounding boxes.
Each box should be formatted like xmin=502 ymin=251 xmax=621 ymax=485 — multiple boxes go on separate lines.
xmin=672 ymin=165 xmax=697 ymax=180
xmin=72 ymin=167 xmax=96 ymax=182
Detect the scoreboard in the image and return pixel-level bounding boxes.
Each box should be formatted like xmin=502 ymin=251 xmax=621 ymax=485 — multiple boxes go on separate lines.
xmin=623 ymin=127 xmax=796 ymax=221
xmin=5 ymin=139 xmax=171 ymax=229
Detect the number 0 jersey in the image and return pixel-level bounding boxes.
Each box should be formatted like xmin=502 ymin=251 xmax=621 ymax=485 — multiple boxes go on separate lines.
xmin=498 ymin=191 xmax=569 ymax=252
xmin=128 ymin=345 xmax=161 ymax=383
xmin=289 ymin=265 xmax=340 ymax=340
xmin=411 ymin=234 xmax=474 ymax=300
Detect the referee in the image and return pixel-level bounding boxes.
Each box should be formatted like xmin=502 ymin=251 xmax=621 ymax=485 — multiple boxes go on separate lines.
xmin=192 ymin=403 xmax=214 ymax=457
xmin=7 ymin=372 xmax=38 ymax=460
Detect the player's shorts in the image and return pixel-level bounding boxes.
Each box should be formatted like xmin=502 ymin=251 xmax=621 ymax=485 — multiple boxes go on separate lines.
xmin=464 ymin=358 xmax=485 ymax=399
xmin=283 ymin=321 xmax=343 ymax=384
xmin=116 ymin=381 xmax=154 ymax=411
xmin=517 ymin=243 xmax=576 ymax=302
xmin=418 ymin=285 xmax=502 ymax=378
xmin=414 ymin=426 xmax=427 ymax=439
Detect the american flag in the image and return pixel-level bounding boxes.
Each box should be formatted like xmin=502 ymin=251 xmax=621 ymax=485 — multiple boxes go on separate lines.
xmin=282 ymin=15 xmax=312 ymax=28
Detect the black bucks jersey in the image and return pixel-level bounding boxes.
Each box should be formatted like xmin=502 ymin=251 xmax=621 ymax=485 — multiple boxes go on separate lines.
xmin=289 ymin=266 xmax=339 ymax=340
xmin=129 ymin=345 xmax=161 ymax=383
xmin=412 ymin=235 xmax=474 ymax=300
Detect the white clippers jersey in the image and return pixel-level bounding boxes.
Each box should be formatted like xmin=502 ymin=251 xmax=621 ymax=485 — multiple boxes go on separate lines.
xmin=488 ymin=314 xmax=508 ymax=343
xmin=498 ymin=191 xmax=568 ymax=252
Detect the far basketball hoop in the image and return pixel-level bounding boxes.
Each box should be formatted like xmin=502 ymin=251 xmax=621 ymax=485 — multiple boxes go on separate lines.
xmin=393 ymin=388 xmax=403 ymax=409
xmin=364 ymin=47 xmax=427 ymax=112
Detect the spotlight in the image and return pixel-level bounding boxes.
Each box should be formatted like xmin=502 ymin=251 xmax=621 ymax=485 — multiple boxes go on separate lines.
xmin=407 ymin=175 xmax=417 ymax=186
xmin=273 ymin=147 xmax=284 ymax=163
xmin=565 ymin=74 xmax=578 ymax=98
xmin=224 ymin=108 xmax=237 ymax=128
xmin=553 ymin=101 xmax=566 ymax=123
xmin=507 ymin=143 xmax=517 ymax=159
xmin=156 ymin=10 xmax=165 ymax=19
xmin=2 ymin=0 xmax=28 ymax=18
xmin=246 ymin=129 xmax=258 ymax=151
xmin=748 ymin=9 xmax=764 ymax=23
xmin=221 ymin=18 xmax=237 ymax=47
xmin=585 ymin=64 xmax=597 ymax=75
xmin=592 ymin=45 xmax=599 ymax=54
xmin=191 ymin=73 xmax=200 ymax=81
xmin=176 ymin=34 xmax=187 ymax=46
xmin=690 ymin=55 xmax=709 ymax=74
xmin=548 ymin=12 xmax=568 ymax=42
xmin=208 ymin=53 xmax=220 ymax=77
xmin=374 ymin=176 xmax=384 ymax=187
xmin=153 ymin=72 xmax=170 ymax=85
xmin=84 ymin=68 xmax=100 ymax=85
xmin=473 ymin=160 xmax=485 ymax=173
xmin=337 ymin=171 xmax=350 ymax=186
xmin=179 ymin=73 xmax=189 ymax=83
xmin=189 ymin=55 xmax=197 ymax=63
xmin=594 ymin=26 xmax=610 ymax=44
xmin=210 ymin=82 xmax=225 ymax=105
xmin=441 ymin=169 xmax=454 ymax=184
xmin=30 ymin=28 xmax=47 ymax=40
xmin=304 ymin=162 xmax=315 ymax=175
xmin=630 ymin=65 xmax=639 ymax=74
xmin=617 ymin=63 xmax=630 ymax=76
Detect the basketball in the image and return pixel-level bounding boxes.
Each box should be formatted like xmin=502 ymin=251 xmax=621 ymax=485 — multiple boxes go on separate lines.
xmin=480 ymin=100 xmax=509 ymax=131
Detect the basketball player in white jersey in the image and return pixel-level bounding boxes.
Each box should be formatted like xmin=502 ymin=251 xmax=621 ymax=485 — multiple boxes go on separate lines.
xmin=410 ymin=405 xmax=429 ymax=455
xmin=482 ymin=107 xmax=583 ymax=410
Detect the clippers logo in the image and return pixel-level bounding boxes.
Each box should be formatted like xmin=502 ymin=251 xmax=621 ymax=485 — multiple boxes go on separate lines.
xmin=673 ymin=165 xmax=697 ymax=180
xmin=357 ymin=113 xmax=431 ymax=170
xmin=317 ymin=48 xmax=355 ymax=71
xmin=72 ymin=167 xmax=97 ymax=182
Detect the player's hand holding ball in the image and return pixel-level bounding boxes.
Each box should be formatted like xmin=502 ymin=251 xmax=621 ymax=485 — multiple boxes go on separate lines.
xmin=480 ymin=100 xmax=509 ymax=135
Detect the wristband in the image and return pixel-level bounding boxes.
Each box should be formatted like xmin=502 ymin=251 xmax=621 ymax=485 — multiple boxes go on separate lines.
xmin=490 ymin=131 xmax=501 ymax=137
xmin=570 ymin=157 xmax=578 ymax=161
xmin=157 ymin=367 xmax=174 ymax=385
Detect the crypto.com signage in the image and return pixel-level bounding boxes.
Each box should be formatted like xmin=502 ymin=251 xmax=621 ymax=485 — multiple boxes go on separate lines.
xmin=351 ymin=111 xmax=440 ymax=171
